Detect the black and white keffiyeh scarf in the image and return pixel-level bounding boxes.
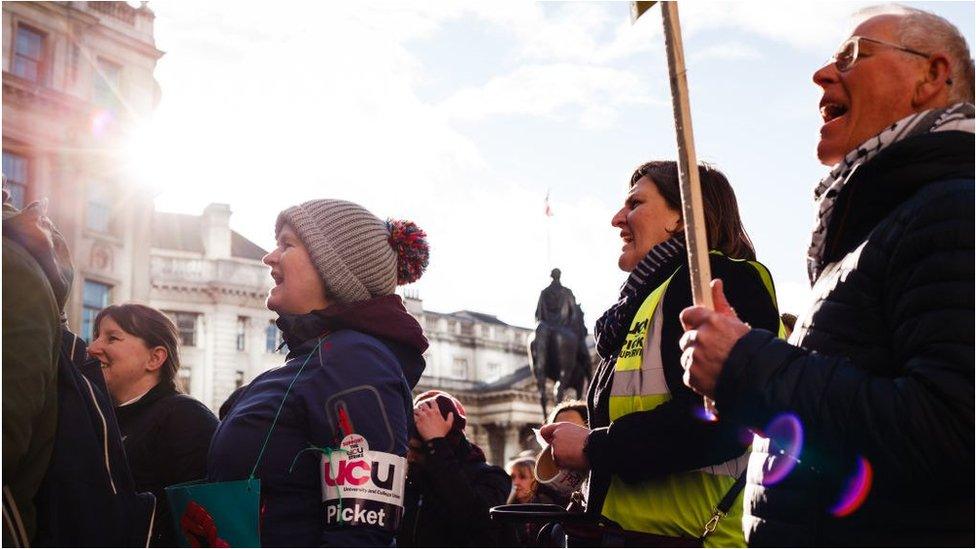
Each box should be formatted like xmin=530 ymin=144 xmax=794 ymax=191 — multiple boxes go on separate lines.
xmin=593 ymin=234 xmax=686 ymax=360
xmin=806 ymin=102 xmax=975 ymax=282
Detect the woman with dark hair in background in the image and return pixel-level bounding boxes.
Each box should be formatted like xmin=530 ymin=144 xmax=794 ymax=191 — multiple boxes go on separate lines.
xmin=541 ymin=161 xmax=782 ymax=547
xmin=88 ymin=303 xmax=217 ymax=547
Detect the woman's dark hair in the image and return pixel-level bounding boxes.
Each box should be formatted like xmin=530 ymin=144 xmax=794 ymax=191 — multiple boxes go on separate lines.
xmin=630 ymin=161 xmax=756 ymax=261
xmin=93 ymin=303 xmax=184 ymax=393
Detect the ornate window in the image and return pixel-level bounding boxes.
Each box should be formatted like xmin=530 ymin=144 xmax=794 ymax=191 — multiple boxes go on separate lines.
xmin=2 ymin=151 xmax=28 ymax=209
xmin=451 ymin=357 xmax=468 ymax=379
xmin=236 ymin=316 xmax=248 ymax=351
xmin=165 ymin=311 xmax=199 ymax=347
xmin=86 ymin=183 xmax=113 ymax=233
xmin=178 ymin=367 xmax=192 ymax=394
xmin=265 ymin=320 xmax=286 ymax=353
xmin=82 ymin=280 xmax=112 ymax=342
xmin=93 ymin=58 xmax=122 ymax=110
xmin=12 ymin=25 xmax=46 ymax=84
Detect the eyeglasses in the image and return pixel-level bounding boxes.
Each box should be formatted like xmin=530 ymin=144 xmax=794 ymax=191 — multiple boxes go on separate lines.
xmin=830 ymin=35 xmax=931 ymax=72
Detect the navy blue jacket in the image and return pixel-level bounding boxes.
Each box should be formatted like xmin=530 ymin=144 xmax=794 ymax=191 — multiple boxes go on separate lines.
xmin=209 ymin=296 xmax=426 ymax=547
xmin=717 ymin=131 xmax=974 ymax=546
xmin=33 ymin=330 xmax=157 ymax=547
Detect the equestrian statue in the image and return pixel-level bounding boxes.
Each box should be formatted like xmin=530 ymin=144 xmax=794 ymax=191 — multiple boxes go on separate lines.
xmin=528 ymin=268 xmax=592 ymax=418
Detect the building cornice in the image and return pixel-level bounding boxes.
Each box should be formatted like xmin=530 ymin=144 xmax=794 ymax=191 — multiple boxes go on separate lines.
xmin=2 ymin=72 xmax=90 ymax=117
xmin=152 ymin=281 xmax=268 ymax=305
xmin=64 ymin=2 xmax=165 ymax=61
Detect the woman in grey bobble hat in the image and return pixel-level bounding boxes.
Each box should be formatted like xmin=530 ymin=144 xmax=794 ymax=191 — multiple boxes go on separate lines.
xmin=206 ymin=199 xmax=430 ymax=547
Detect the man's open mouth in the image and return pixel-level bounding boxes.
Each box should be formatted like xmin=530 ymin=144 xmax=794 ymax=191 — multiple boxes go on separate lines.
xmin=820 ymin=102 xmax=849 ymax=123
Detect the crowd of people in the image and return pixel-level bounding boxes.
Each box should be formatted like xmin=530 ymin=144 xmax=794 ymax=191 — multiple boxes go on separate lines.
xmin=3 ymin=4 xmax=973 ymax=548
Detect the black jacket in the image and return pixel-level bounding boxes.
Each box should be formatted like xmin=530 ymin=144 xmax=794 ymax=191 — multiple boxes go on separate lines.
xmin=584 ymin=254 xmax=781 ymax=517
xmin=716 ymin=131 xmax=974 ymax=546
xmin=116 ymin=382 xmax=217 ymax=547
xmin=398 ymin=437 xmax=515 ymax=547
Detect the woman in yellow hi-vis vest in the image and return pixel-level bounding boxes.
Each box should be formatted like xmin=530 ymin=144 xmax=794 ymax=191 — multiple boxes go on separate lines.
xmin=541 ymin=161 xmax=783 ymax=547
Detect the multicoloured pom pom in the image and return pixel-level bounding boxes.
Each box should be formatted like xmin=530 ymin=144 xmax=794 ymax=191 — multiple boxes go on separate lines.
xmin=386 ymin=218 xmax=429 ymax=285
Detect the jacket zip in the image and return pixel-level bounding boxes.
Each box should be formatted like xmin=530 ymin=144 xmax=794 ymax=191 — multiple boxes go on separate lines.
xmin=2 ymin=486 xmax=30 ymax=548
xmin=144 ymin=499 xmax=156 ymax=548
xmin=70 ymin=333 xmax=118 ymax=495
xmin=79 ymin=369 xmax=118 ymax=495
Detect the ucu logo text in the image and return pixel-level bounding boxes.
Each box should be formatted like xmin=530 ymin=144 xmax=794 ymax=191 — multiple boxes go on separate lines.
xmin=323 ymin=459 xmax=398 ymax=490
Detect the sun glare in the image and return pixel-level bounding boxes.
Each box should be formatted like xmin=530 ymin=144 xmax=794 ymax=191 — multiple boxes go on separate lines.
xmin=122 ymin=117 xmax=170 ymax=193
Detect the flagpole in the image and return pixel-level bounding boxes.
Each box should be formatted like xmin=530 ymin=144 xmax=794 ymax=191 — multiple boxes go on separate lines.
xmin=661 ymin=3 xmax=713 ymax=312
xmin=547 ymin=223 xmax=552 ymax=268
xmin=545 ymin=189 xmax=553 ymax=268
xmin=651 ymin=2 xmax=719 ymax=417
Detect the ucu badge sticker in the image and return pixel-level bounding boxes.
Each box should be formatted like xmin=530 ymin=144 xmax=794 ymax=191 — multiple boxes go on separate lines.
xmin=322 ymin=457 xmax=398 ymax=489
xmin=321 ymin=434 xmax=406 ymax=532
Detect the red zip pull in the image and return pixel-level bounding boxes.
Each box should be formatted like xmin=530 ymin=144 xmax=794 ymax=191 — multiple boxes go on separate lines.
xmin=337 ymin=405 xmax=354 ymax=438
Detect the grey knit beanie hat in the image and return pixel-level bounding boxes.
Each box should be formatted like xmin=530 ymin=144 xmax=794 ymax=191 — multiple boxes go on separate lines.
xmin=276 ymin=199 xmax=399 ymax=304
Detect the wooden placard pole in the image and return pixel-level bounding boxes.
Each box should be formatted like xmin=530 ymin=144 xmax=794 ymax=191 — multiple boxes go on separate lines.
xmin=659 ymin=2 xmax=718 ymax=416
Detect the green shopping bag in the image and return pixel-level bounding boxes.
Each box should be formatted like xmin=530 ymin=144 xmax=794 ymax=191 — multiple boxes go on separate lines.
xmin=166 ymin=479 xmax=261 ymax=548
xmin=166 ymin=339 xmax=324 ymax=548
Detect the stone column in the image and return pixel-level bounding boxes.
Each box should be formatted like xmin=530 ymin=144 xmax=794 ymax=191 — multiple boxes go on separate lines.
xmin=471 ymin=423 xmax=490 ymax=456
xmin=504 ymin=423 xmax=522 ymax=465
xmin=201 ymin=313 xmax=216 ymax=408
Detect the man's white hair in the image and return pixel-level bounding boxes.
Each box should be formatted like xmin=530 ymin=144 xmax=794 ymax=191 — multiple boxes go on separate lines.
xmin=855 ymin=4 xmax=975 ymax=104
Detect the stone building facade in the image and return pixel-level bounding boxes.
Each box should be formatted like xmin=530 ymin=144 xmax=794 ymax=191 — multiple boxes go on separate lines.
xmin=405 ymin=294 xmax=550 ymax=466
xmin=2 ymin=1 xmax=162 ymax=340
xmin=149 ymin=203 xmax=284 ymax=412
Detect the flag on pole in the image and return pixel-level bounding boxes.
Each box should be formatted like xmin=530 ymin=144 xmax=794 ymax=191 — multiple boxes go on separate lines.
xmin=544 ymin=190 xmax=553 ymax=217
xmin=630 ymin=1 xmax=657 ymax=23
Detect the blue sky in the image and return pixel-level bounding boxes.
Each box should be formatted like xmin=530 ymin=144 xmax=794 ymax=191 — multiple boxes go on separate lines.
xmin=141 ymin=1 xmax=975 ymax=329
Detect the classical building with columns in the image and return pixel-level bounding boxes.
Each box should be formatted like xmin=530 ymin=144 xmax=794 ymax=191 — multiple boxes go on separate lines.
xmin=3 ymin=1 xmax=163 ymax=339
xmin=149 ymin=203 xmax=284 ymax=412
xmin=404 ymin=294 xmax=551 ymax=466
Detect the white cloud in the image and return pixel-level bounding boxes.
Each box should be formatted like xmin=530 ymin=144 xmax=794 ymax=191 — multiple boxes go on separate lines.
xmin=458 ymin=2 xmax=658 ymax=64
xmin=439 ymin=63 xmax=655 ymax=128
xmin=148 ymin=2 xmax=485 ymax=247
xmin=689 ymin=42 xmax=762 ymax=64
xmin=679 ymin=2 xmax=870 ymax=52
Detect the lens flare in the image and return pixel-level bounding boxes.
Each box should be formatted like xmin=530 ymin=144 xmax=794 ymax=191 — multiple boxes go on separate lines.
xmin=830 ymin=456 xmax=873 ymax=517
xmin=762 ymin=413 xmax=803 ymax=485
xmin=90 ymin=109 xmax=115 ymax=137
xmin=693 ymin=404 xmax=717 ymax=422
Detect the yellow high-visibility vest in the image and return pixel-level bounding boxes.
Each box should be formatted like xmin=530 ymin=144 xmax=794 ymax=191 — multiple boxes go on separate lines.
xmin=601 ymin=255 xmax=785 ymax=548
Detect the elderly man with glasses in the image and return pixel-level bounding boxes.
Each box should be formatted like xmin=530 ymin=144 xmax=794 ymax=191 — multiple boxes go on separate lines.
xmin=678 ymin=5 xmax=974 ymax=547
